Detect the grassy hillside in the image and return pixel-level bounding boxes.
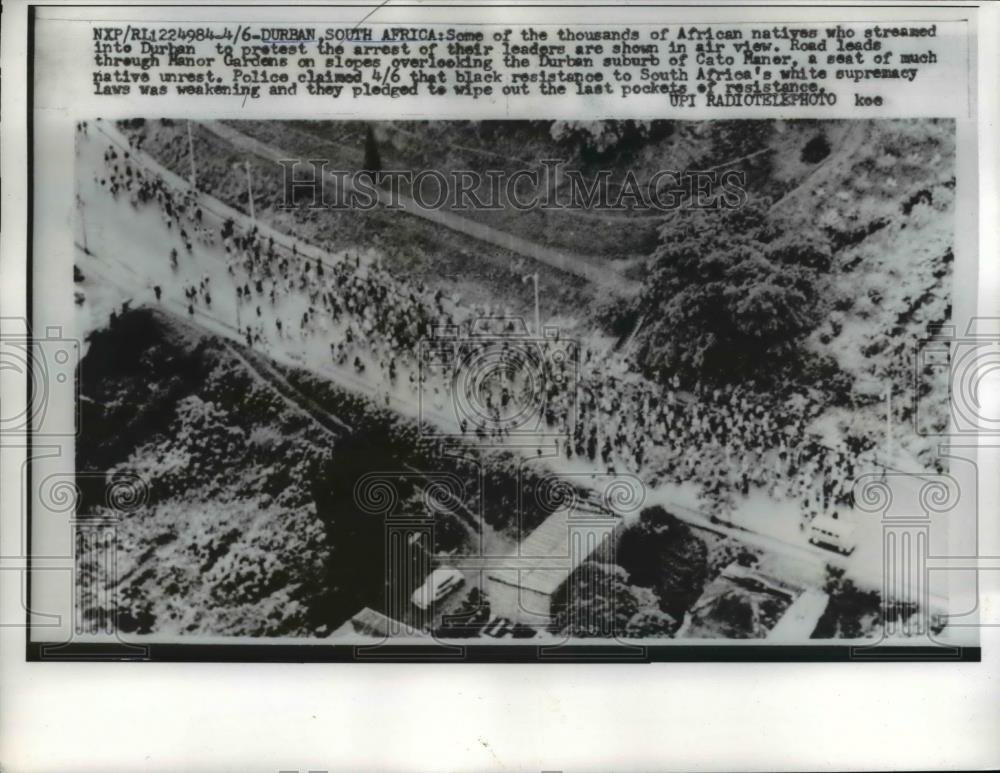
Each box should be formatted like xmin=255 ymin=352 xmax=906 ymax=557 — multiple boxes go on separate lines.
xmin=77 ymin=309 xmax=338 ymax=635
xmin=121 ymin=118 xmax=954 ymax=468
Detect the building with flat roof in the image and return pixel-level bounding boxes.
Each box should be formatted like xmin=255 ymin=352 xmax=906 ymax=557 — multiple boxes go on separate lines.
xmin=487 ymin=507 xmax=620 ymax=626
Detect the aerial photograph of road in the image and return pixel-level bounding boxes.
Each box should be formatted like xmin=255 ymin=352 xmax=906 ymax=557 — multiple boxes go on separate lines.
xmin=70 ymin=117 xmax=956 ymax=647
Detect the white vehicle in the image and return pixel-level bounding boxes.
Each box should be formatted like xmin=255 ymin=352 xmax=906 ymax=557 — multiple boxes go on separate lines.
xmin=808 ymin=515 xmax=857 ymax=555
xmin=482 ymin=617 xmax=514 ymax=639
xmin=411 ymin=568 xmax=465 ymax=610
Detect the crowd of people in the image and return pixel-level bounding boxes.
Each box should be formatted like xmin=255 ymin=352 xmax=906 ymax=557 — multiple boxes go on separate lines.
xmin=85 ymin=124 xmax=879 ymax=530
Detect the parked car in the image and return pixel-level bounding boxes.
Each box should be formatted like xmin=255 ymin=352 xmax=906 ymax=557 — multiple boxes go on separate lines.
xmin=411 ymin=567 xmax=465 ymax=610
xmin=482 ymin=617 xmax=514 ymax=639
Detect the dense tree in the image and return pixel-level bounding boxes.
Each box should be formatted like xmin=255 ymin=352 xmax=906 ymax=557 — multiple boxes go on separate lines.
xmin=625 ymin=607 xmax=677 ymax=638
xmin=552 ymin=561 xmax=641 ymax=637
xmin=814 ymin=563 xmax=884 ymax=639
xmin=637 ymin=204 xmax=828 ymax=384
xmin=549 ymin=119 xmax=675 ymax=163
xmin=617 ymin=505 xmax=709 ymax=621
xmin=363 ymin=124 xmax=382 ymax=175
xmin=801 ymin=132 xmax=832 ymax=163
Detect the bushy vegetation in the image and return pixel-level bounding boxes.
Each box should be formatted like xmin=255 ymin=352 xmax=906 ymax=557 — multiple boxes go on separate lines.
xmin=77 ymin=311 xmax=335 ymax=635
xmin=551 ymin=561 xmax=643 ymax=638
xmin=636 ymin=204 xmax=830 ymax=384
xmin=549 ymin=119 xmax=675 ymax=162
xmin=811 ymin=564 xmax=941 ymax=639
xmin=550 ymin=505 xmax=710 ymax=637
xmin=616 ymin=505 xmax=710 ymax=622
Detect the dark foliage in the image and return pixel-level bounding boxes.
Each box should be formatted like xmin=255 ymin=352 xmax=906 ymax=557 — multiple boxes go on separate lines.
xmin=637 ymin=203 xmax=827 ymax=384
xmin=309 ymin=434 xmax=409 ymax=630
xmin=363 ymin=124 xmax=382 ymax=174
xmin=616 ymin=505 xmax=709 ymax=622
xmin=812 ymin=565 xmax=911 ymax=639
xmin=77 ymin=309 xmax=209 ymax=475
xmin=801 ymin=133 xmax=831 ymax=164
xmin=550 ymin=560 xmax=641 ymax=637
xmin=550 ymin=119 xmax=675 ymax=165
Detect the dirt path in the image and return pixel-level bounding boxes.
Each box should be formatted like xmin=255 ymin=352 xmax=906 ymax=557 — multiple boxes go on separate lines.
xmin=769 ymin=122 xmax=867 ymax=216
xmin=199 ymin=120 xmax=642 ymax=296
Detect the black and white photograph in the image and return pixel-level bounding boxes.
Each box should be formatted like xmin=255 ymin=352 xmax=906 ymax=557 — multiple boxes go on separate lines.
xmin=68 ymin=117 xmax=960 ymax=649
xmin=6 ymin=2 xmax=1000 ymax=771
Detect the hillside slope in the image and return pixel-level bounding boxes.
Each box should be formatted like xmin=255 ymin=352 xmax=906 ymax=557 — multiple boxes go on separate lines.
xmin=118 ymin=118 xmax=954 ymax=470
xmin=77 ymin=309 xmax=337 ymax=636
